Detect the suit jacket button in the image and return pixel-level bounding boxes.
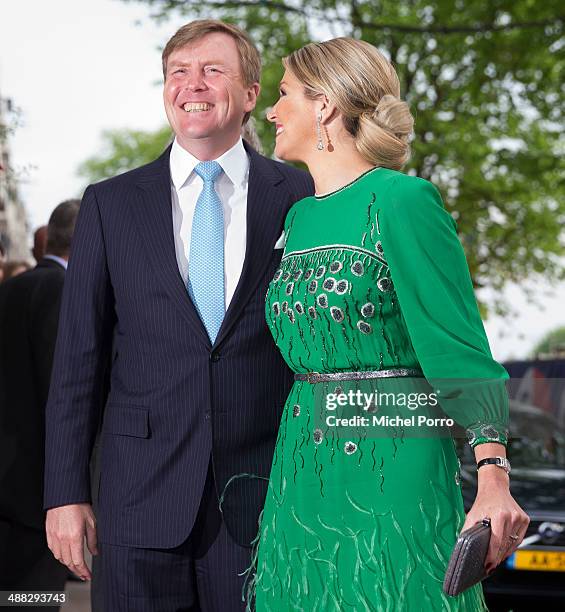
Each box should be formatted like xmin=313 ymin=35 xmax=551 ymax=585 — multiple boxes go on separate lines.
xmin=210 ymin=352 xmax=221 ymax=363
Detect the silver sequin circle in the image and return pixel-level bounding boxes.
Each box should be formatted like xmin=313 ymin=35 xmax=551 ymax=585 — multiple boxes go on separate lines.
xmin=323 ymin=278 xmax=336 ymax=292
xmin=351 ymin=261 xmax=364 ymax=276
xmin=329 ymin=261 xmax=343 ymax=273
xmin=308 ymin=280 xmax=318 ymax=294
xmin=361 ymin=302 xmax=375 ymax=318
xmin=317 ymin=294 xmax=329 ymax=308
xmin=335 ymin=280 xmax=349 ymax=295
xmin=357 ymin=321 xmax=372 ymax=334
xmin=313 ymin=428 xmax=324 ymax=444
xmin=293 ymin=404 xmax=301 ymax=417
xmin=377 ymin=277 xmax=393 ymax=292
xmin=315 ymin=265 xmax=326 ymax=279
xmin=330 ymin=306 xmax=344 ymax=323
xmin=308 ymin=306 xmax=318 ymax=319
xmin=344 ymin=441 xmax=358 ymax=455
xmin=294 ymin=301 xmax=305 ymax=315
xmin=480 ymin=425 xmax=500 ymax=440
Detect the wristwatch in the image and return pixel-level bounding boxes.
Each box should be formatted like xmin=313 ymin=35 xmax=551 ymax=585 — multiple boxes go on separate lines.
xmin=476 ymin=456 xmax=511 ymax=475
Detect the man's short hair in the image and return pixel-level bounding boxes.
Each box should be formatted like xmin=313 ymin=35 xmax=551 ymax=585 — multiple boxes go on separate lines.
xmin=46 ymin=199 xmax=81 ymax=257
xmin=162 ymin=19 xmax=261 ymax=125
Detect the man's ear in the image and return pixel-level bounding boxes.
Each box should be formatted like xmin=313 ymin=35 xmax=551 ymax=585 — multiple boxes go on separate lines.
xmin=245 ymin=82 xmax=261 ymax=112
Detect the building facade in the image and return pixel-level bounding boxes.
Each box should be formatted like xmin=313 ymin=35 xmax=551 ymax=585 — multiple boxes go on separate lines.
xmin=0 ymin=95 xmax=30 ymax=261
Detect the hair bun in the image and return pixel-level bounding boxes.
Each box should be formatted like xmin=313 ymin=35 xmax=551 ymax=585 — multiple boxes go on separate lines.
xmin=370 ymin=94 xmax=413 ymax=139
xmin=357 ymin=94 xmax=414 ymax=170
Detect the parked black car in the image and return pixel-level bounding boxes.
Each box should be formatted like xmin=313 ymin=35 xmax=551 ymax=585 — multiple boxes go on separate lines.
xmin=458 ymin=400 xmax=565 ymax=611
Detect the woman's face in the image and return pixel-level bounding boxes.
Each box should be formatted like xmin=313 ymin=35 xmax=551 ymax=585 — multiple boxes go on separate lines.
xmin=267 ymin=69 xmax=317 ymax=163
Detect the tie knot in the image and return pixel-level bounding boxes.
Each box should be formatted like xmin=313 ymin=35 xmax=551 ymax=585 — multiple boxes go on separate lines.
xmin=194 ymin=161 xmax=223 ymax=184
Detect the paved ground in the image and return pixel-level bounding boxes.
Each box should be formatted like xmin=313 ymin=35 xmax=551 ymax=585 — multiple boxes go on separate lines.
xmin=61 ymin=580 xmax=91 ymax=612
xmin=60 ymin=550 xmax=92 ymax=612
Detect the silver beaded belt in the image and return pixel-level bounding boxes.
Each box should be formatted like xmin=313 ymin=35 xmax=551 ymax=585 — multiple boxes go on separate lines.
xmin=294 ymin=368 xmax=424 ymax=384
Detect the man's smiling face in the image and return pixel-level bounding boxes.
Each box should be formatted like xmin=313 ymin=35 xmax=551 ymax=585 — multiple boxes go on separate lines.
xmin=163 ymin=32 xmax=259 ymax=153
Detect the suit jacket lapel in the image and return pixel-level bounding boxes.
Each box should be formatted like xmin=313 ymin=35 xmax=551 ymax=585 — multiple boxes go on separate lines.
xmin=214 ymin=143 xmax=291 ymax=348
xmin=132 ymin=146 xmax=211 ymax=347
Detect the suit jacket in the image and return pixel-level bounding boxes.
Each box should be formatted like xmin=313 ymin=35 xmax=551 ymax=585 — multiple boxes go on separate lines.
xmin=0 ymin=258 xmax=66 ymax=531
xmin=43 ymin=141 xmax=314 ymax=548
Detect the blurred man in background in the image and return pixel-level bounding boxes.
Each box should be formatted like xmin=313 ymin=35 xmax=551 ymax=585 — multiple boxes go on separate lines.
xmin=32 ymin=226 xmax=48 ymax=264
xmin=0 ymin=199 xmax=80 ymax=602
xmin=0 ymin=240 xmax=6 ymax=283
xmin=2 ymin=260 xmax=32 ymax=280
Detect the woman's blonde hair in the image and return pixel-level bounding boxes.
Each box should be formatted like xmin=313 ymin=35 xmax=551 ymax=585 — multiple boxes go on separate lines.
xmin=283 ymin=38 xmax=414 ymax=170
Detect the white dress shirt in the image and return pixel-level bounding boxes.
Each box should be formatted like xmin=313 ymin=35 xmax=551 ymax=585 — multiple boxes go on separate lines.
xmin=169 ymin=137 xmax=249 ymax=310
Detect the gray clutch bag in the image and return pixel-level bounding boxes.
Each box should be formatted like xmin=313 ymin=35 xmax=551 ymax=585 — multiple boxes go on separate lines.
xmin=443 ymin=518 xmax=491 ymax=596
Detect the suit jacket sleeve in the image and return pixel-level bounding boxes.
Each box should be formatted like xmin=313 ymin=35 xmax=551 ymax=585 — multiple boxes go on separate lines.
xmin=30 ymin=272 xmax=65 ymax=407
xmin=378 ymin=175 xmax=509 ymax=448
xmin=44 ymin=185 xmax=115 ymax=510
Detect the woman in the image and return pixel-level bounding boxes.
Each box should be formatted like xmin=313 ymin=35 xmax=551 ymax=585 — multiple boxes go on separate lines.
xmin=246 ymin=38 xmax=529 ymax=610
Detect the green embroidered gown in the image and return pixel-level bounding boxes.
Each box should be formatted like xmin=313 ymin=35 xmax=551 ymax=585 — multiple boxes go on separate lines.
xmin=249 ymin=167 xmax=509 ymax=611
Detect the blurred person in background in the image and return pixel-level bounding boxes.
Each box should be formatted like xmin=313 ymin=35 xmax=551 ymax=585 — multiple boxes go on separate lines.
xmin=2 ymin=260 xmax=32 ymax=280
xmin=0 ymin=199 xmax=80 ymax=604
xmin=0 ymin=240 xmax=5 ymax=283
xmin=32 ymin=225 xmax=48 ymax=264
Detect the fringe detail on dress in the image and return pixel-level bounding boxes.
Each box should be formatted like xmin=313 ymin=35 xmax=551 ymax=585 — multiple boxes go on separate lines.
xmin=217 ymin=472 xmax=269 ymax=611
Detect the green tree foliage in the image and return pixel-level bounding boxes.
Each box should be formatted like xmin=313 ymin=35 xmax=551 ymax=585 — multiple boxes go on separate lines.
xmin=78 ymin=125 xmax=173 ymax=183
xmin=89 ymin=1 xmax=564 ymax=314
xmin=532 ymin=326 xmax=565 ymax=357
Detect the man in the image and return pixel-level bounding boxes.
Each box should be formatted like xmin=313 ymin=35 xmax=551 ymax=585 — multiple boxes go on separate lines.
xmin=32 ymin=226 xmax=48 ymax=264
xmin=44 ymin=20 xmax=313 ymax=611
xmin=0 ymin=200 xmax=80 ymax=599
xmin=2 ymin=260 xmax=32 ymax=280
xmin=0 ymin=239 xmax=6 ymax=283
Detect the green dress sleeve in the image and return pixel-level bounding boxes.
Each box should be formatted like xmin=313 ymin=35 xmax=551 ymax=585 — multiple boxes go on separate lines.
xmin=377 ymin=174 xmax=509 ymax=449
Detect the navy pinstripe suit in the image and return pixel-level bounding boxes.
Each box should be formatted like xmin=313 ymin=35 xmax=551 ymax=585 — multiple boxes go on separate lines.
xmin=43 ymin=141 xmax=313 ymax=607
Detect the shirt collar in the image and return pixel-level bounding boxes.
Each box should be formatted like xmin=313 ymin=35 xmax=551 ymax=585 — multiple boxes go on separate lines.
xmin=43 ymin=254 xmax=68 ymax=270
xmin=169 ymin=137 xmax=249 ymax=190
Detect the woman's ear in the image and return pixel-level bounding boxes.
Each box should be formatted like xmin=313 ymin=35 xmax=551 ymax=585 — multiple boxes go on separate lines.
xmin=319 ymin=95 xmax=339 ymax=125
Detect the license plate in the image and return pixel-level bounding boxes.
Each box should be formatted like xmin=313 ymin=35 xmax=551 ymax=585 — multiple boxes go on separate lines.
xmin=506 ymin=549 xmax=565 ymax=571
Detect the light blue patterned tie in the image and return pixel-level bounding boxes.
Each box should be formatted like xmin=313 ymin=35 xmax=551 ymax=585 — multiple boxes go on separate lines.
xmin=188 ymin=161 xmax=225 ymax=344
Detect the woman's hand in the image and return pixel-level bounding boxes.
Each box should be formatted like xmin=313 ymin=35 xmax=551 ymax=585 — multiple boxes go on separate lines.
xmin=461 ymin=442 xmax=530 ymax=574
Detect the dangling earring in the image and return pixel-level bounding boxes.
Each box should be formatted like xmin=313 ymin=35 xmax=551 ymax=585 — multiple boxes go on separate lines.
xmin=324 ymin=125 xmax=334 ymax=152
xmin=316 ymin=112 xmax=324 ymax=150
